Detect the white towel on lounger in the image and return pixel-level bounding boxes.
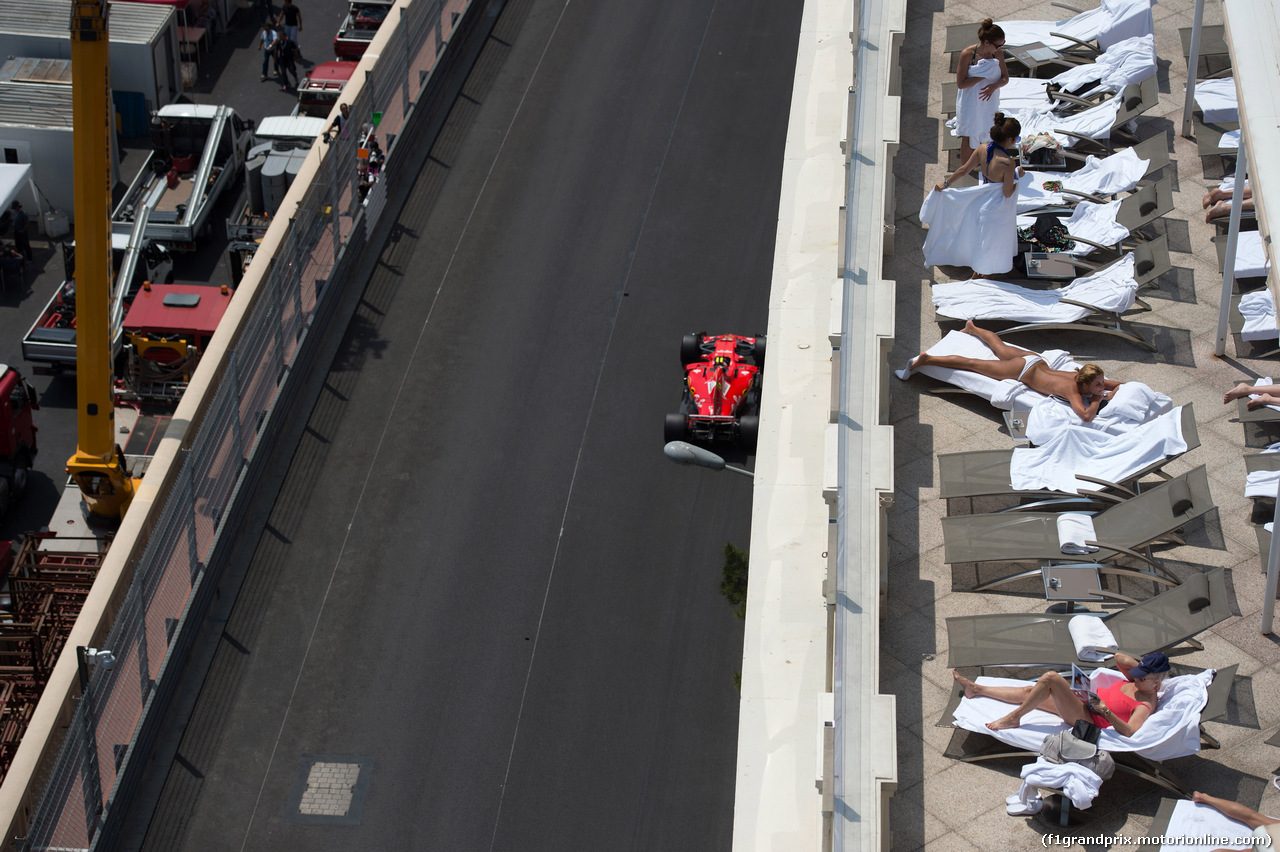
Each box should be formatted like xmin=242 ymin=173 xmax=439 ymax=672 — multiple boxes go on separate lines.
xmin=1057 ymin=512 xmax=1099 ymax=554
xmin=1192 ymin=77 xmax=1238 ymax=124
xmin=932 ymin=254 xmax=1137 ymax=323
xmin=1161 ymin=801 xmax=1260 ymax=852
xmin=1239 ymin=290 xmax=1278 ymax=342
xmin=1068 ymin=616 xmax=1118 ymax=661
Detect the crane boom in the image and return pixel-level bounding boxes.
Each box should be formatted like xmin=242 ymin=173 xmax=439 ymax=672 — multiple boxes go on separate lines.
xmin=68 ymin=0 xmax=138 ymax=521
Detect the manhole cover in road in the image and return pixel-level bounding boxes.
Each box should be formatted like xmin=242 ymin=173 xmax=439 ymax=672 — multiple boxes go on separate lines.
xmin=285 ymin=754 xmax=374 ymax=825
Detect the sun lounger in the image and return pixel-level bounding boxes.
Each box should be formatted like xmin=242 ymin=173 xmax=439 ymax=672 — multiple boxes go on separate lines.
xmin=944 ymin=0 xmax=1154 ymax=56
xmin=1021 ymin=234 xmax=1169 ymax=292
xmin=1022 ymin=176 xmax=1172 ymax=261
xmin=933 ymin=253 xmax=1158 ymax=350
xmin=946 ymin=565 xmax=1230 ymax=669
xmin=1192 ymin=77 xmax=1238 ymax=124
xmin=1017 ymin=135 xmax=1168 ymax=213
xmin=942 ymin=465 xmax=1214 ymax=570
xmin=939 ymin=403 xmax=1199 ymax=507
xmin=1038 ymin=76 xmax=1159 ymax=155
xmin=1195 ymin=120 xmax=1241 ymax=158
xmin=1148 ymin=797 xmax=1260 ymax=852
xmin=938 ymin=662 xmax=1238 ymax=797
xmin=1214 ymin=231 xmax=1272 ymax=285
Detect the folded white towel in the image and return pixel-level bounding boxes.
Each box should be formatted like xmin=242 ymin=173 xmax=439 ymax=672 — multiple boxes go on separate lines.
xmin=1068 ymin=615 xmax=1118 ymax=662
xmin=1246 ymin=469 xmax=1280 ymax=500
xmin=1057 ymin=512 xmax=1099 ymax=554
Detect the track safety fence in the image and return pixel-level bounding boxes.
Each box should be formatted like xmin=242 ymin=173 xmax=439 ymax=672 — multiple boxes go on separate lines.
xmin=12 ymin=0 xmax=477 ymax=847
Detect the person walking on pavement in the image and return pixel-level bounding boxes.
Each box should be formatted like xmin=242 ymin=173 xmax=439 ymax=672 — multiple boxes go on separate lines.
xmin=10 ymin=201 xmax=31 ymax=262
xmin=275 ymin=34 xmax=299 ymax=91
xmin=276 ymin=0 xmax=302 ymax=52
xmin=258 ymin=23 xmax=278 ymax=82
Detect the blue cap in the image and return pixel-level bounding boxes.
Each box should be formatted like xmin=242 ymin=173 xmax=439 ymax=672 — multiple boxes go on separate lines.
xmin=1130 ymin=652 xmax=1171 ymax=679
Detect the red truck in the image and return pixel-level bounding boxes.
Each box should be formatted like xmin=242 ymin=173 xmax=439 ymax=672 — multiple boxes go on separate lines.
xmin=0 ymin=366 xmax=39 ymax=516
xmin=333 ymin=0 xmax=394 ymax=60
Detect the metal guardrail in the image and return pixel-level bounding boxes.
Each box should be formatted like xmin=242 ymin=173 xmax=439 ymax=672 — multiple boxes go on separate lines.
xmin=7 ymin=0 xmax=487 ymax=847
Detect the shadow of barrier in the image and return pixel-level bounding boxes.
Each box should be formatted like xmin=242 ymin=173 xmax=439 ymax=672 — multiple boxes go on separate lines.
xmin=0 ymin=0 xmax=507 ymax=848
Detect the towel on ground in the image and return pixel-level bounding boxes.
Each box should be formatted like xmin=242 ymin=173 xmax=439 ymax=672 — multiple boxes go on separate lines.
xmin=1057 ymin=512 xmax=1099 ymax=554
xmin=1019 ymin=758 xmax=1105 ymax=809
xmin=933 ymin=254 xmax=1138 ymax=322
xmin=920 ymin=179 xmax=1028 ymax=274
xmin=1161 ymin=800 xmax=1263 ymax=852
xmin=952 ymin=668 xmax=1213 ymax=762
xmin=1239 ymin=290 xmax=1277 ymax=342
xmin=1232 ymin=231 xmax=1272 ymax=279
xmin=1017 ymin=147 xmax=1150 ymax=212
xmin=1068 ymin=615 xmax=1118 ymax=661
xmin=1024 ymin=381 xmax=1173 ymax=444
xmin=895 ymin=330 xmax=1076 ymax=412
xmin=952 ymin=58 xmax=1003 ymax=147
xmin=1010 ymin=404 xmax=1186 ymax=493
xmin=1192 ymin=77 xmax=1238 ymax=124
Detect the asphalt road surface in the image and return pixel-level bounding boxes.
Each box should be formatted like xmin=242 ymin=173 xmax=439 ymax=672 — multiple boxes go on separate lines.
xmin=134 ymin=0 xmax=802 ymax=848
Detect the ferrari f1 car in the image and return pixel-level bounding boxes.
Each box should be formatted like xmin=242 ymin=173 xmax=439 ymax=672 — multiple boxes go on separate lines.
xmin=664 ymin=332 xmax=765 ymax=449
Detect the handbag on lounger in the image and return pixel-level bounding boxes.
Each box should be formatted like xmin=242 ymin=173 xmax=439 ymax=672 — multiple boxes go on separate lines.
xmin=1038 ymin=728 xmax=1115 ymax=779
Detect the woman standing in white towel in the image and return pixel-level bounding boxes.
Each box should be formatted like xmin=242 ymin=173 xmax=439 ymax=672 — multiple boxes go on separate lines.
xmin=952 ymin=20 xmax=1010 ymax=164
xmin=936 ymin=113 xmax=1026 ymax=198
xmin=922 ymin=116 xmax=1027 ymax=274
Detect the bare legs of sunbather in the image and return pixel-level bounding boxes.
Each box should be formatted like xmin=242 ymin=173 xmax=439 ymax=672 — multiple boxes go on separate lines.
xmin=1203 ymin=185 xmax=1254 ymax=224
xmin=908 ymin=321 xmax=1036 ymax=380
xmin=1191 ymin=791 xmax=1280 ymax=831
xmin=952 ymin=669 xmax=1095 ymax=731
xmin=1223 ymin=383 xmax=1280 ymax=407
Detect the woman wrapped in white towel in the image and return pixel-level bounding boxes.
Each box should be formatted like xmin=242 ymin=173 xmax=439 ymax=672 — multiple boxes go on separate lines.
xmin=952 ymin=19 xmax=1010 ymax=163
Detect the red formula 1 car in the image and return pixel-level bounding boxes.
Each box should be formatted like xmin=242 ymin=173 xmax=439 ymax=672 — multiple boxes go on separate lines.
xmin=664 ymin=332 xmax=765 ymax=449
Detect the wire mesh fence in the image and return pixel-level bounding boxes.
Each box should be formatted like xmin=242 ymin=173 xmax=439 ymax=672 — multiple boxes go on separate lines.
xmin=18 ymin=0 xmax=470 ymax=847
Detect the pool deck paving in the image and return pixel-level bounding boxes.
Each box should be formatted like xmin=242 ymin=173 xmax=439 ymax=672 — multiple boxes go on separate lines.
xmin=885 ymin=0 xmax=1280 ymax=847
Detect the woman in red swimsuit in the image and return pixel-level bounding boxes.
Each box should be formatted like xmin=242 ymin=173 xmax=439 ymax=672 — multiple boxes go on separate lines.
xmin=952 ymin=652 xmax=1172 ymax=737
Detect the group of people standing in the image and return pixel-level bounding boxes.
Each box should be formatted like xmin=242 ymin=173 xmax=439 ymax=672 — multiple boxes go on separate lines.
xmin=257 ymin=0 xmax=304 ymax=91
xmin=923 ymin=18 xmax=1026 ymax=276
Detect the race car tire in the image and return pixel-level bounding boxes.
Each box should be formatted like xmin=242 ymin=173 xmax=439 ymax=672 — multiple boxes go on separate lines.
xmin=681 ymin=333 xmax=703 ymax=365
xmin=751 ymin=335 xmax=766 ymax=368
xmin=664 ymin=413 xmax=688 ymax=443
xmin=737 ymin=415 xmax=759 ymax=451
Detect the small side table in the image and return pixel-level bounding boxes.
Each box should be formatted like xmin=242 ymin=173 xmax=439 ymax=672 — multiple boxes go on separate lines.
xmin=1006 ymin=42 xmax=1063 ymax=77
xmin=1024 ymin=251 xmax=1079 ymax=279
xmin=1041 ymin=563 xmax=1138 ymax=613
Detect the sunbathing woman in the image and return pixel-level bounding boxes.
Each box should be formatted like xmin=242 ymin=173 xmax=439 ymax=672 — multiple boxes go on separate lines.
xmin=1203 ymin=183 xmax=1254 ymax=224
xmin=905 ymin=320 xmax=1121 ymax=422
xmin=1224 ymin=382 xmax=1280 ymax=409
xmin=953 ymin=652 xmax=1171 ymax=737
xmin=1188 ymin=791 xmax=1280 ymax=849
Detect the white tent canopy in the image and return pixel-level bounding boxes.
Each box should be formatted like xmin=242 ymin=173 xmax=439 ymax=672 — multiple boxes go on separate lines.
xmin=0 ymin=163 xmax=33 ymax=219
